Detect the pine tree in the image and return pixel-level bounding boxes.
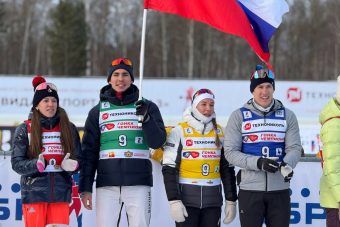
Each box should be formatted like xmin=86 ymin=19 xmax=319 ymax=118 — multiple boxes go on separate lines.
xmin=46 ymin=0 xmax=87 ymax=76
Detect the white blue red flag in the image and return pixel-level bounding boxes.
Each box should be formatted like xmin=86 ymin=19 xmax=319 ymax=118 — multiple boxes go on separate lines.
xmin=144 ymin=0 xmax=289 ymax=67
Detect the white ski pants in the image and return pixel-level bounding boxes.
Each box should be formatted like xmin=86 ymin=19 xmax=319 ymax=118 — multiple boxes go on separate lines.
xmin=96 ymin=185 xmax=151 ymax=227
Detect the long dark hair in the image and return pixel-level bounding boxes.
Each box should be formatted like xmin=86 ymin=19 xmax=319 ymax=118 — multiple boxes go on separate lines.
xmin=28 ymin=107 xmax=75 ymax=159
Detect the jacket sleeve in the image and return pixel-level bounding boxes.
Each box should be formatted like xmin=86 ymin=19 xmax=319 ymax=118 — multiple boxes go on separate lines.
xmin=282 ymin=108 xmax=302 ymax=168
xmin=223 ymin=110 xmax=259 ymax=171
xmin=79 ymin=105 xmax=100 ymax=193
xmin=142 ymin=100 xmax=166 ymax=149
xmin=11 ymin=123 xmax=40 ymax=176
xmin=220 ymin=148 xmax=237 ymax=201
xmin=162 ymin=126 xmax=182 ymax=201
xmin=71 ymin=123 xmax=82 ymax=161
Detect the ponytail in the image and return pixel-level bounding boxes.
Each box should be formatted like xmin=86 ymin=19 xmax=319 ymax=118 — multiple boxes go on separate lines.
xmin=212 ymin=118 xmax=221 ymax=147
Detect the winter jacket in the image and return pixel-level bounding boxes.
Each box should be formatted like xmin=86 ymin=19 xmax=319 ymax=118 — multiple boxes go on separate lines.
xmin=11 ymin=115 xmax=81 ymax=204
xmin=319 ymin=98 xmax=340 ymax=208
xmin=78 ymin=84 xmax=166 ymax=193
xmin=224 ymin=99 xmax=302 ymax=191
xmin=162 ymin=107 xmax=237 ymax=208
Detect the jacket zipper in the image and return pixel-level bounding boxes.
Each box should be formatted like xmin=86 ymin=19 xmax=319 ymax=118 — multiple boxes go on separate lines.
xmin=51 ymin=173 xmax=55 ymax=201
xmin=264 ymin=113 xmax=268 ymax=191
xmin=202 ymin=123 xmax=207 ymax=134
xmin=200 ymin=186 xmax=203 ymax=209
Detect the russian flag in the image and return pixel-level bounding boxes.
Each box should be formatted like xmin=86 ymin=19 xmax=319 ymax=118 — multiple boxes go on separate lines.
xmin=144 ymin=0 xmax=289 ymax=67
xmin=238 ymin=0 xmax=289 ymax=53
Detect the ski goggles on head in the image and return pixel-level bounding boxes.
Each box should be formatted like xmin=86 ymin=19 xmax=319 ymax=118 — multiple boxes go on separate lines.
xmin=111 ymin=58 xmax=133 ymax=67
xmin=35 ymin=82 xmax=58 ymax=92
xmin=192 ymin=88 xmax=215 ymax=101
xmin=251 ymin=69 xmax=275 ymax=80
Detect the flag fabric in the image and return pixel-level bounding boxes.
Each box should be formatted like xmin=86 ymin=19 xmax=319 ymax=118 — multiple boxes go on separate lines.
xmin=144 ymin=0 xmax=289 ymax=66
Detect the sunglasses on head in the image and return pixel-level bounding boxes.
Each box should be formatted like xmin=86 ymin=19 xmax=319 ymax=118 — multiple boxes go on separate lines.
xmin=35 ymin=82 xmax=58 ymax=92
xmin=111 ymin=58 xmax=133 ymax=67
xmin=251 ymin=69 xmax=275 ymax=80
xmin=192 ymin=89 xmax=215 ymax=100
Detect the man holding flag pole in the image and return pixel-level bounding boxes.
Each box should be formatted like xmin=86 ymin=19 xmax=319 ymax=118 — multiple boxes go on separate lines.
xmin=78 ymin=57 xmax=166 ymax=227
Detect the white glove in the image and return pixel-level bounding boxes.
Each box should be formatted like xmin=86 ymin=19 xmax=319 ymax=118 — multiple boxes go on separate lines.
xmin=61 ymin=153 xmax=79 ymax=171
xmin=36 ymin=153 xmax=45 ymax=173
xmin=280 ymin=162 xmax=293 ymax=182
xmin=223 ymin=200 xmax=236 ymax=224
xmin=169 ymin=200 xmax=188 ymax=223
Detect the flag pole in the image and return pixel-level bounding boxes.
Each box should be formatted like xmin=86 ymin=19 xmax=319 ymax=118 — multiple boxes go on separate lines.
xmin=138 ymin=9 xmax=148 ymax=126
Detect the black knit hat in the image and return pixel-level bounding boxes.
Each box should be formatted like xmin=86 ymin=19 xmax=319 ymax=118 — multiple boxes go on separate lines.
xmin=32 ymin=75 xmax=59 ymax=108
xmin=107 ymin=58 xmax=134 ymax=82
xmin=250 ymin=65 xmax=275 ymax=93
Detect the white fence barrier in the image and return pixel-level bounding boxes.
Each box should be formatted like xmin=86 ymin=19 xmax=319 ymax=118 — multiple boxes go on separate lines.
xmin=0 ymin=157 xmax=326 ymax=227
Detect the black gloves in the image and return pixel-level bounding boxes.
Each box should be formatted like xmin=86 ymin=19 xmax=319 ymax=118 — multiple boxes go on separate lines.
xmin=257 ymin=157 xmax=279 ymax=173
xmin=135 ymin=100 xmax=150 ymax=122
xmin=279 ymin=162 xmax=294 ymax=182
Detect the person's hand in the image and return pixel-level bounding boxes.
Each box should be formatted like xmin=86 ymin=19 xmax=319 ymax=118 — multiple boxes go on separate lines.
xmin=135 ymin=100 xmax=150 ymax=121
xmin=223 ymin=200 xmax=236 ymax=224
xmin=257 ymin=157 xmax=279 ymax=173
xmin=80 ymin=192 xmax=93 ymax=210
xmin=36 ymin=153 xmax=45 ymax=173
xmin=169 ymin=200 xmax=188 ymax=223
xmin=61 ymin=153 xmax=79 ymax=172
xmin=279 ymin=162 xmax=294 ymax=182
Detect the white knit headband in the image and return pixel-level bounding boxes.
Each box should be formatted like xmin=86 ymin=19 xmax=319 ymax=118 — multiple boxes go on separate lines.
xmin=192 ymin=93 xmax=215 ymax=108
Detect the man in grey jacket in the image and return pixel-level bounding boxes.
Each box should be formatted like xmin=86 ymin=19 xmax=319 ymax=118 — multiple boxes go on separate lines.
xmin=223 ymin=65 xmax=302 ymax=227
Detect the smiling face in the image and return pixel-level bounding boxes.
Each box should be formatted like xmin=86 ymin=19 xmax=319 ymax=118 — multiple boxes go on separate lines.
xmin=252 ymin=82 xmax=274 ymax=108
xmin=196 ymin=98 xmax=215 ymax=117
xmin=109 ymin=69 xmax=133 ymax=92
xmin=36 ymin=97 xmax=58 ymax=118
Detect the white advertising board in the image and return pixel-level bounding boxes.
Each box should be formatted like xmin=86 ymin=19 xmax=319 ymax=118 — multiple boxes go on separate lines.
xmin=0 ymin=76 xmax=334 ymax=154
xmin=0 ymin=158 xmax=326 ymax=226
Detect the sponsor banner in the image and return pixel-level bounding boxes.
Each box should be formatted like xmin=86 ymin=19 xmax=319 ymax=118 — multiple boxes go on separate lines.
xmin=0 ymin=158 xmax=325 ymax=226
xmin=0 ymin=76 xmax=333 ymax=154
xmin=242 ymin=119 xmax=287 ymax=132
xmin=243 ymin=132 xmax=286 ymax=143
xmin=99 ymin=108 xmax=137 ymax=123
xmin=182 ymin=150 xmax=221 ymax=160
xmin=99 ymin=149 xmax=149 ymax=159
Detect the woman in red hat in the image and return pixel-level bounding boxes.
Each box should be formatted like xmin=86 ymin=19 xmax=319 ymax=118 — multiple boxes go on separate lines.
xmin=11 ymin=75 xmax=81 ymax=227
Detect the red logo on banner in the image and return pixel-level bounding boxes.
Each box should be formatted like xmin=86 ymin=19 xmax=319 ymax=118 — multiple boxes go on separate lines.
xmin=244 ymin=123 xmax=251 ymax=130
xmin=248 ymin=135 xmax=258 ymax=142
xmin=186 ymin=139 xmax=193 ymax=146
xmin=191 ymin=151 xmax=199 ymax=158
xmin=102 ymin=113 xmax=109 ymax=120
xmin=287 ymin=87 xmax=302 ymax=102
xmin=105 ymin=123 xmax=115 ymax=130
xmin=186 ymin=87 xmax=195 ymax=102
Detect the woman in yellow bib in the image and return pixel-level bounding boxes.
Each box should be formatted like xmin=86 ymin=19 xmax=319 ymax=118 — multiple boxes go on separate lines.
xmin=162 ymin=88 xmax=237 ymax=226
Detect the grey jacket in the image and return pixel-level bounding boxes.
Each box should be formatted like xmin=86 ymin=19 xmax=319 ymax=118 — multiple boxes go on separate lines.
xmin=223 ymin=99 xmax=302 ymax=191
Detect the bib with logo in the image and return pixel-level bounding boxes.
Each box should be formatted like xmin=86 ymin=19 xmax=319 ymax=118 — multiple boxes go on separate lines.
xmin=99 ymin=101 xmax=149 ymax=160
xmin=240 ymin=107 xmax=287 ymax=161
xmin=179 ymin=122 xmax=223 ymax=186
xmin=25 ymin=120 xmax=64 ymax=172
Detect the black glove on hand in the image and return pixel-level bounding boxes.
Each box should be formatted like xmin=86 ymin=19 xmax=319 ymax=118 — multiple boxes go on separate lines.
xmin=135 ymin=100 xmax=150 ymax=120
xmin=257 ymin=157 xmax=279 ymax=173
xmin=279 ymin=162 xmax=294 ymax=182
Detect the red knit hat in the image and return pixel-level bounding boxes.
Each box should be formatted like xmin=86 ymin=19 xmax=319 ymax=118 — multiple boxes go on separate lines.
xmin=32 ymin=75 xmax=59 ymax=107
